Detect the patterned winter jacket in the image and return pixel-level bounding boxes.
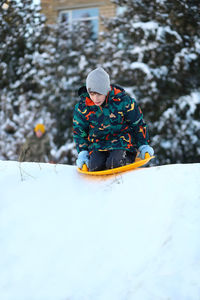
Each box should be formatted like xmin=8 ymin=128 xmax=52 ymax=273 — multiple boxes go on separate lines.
xmin=73 ymin=85 xmax=149 ymax=154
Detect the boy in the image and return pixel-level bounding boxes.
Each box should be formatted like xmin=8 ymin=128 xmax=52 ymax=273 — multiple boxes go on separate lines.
xmin=73 ymin=67 xmax=154 ymax=171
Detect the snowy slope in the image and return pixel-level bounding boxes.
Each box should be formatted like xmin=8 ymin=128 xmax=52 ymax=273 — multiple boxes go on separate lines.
xmin=0 ymin=160 xmax=200 ymax=300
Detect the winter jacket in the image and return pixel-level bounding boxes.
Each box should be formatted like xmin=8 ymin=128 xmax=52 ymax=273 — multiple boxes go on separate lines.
xmin=73 ymin=85 xmax=149 ymax=154
xmin=19 ymin=133 xmax=51 ymax=162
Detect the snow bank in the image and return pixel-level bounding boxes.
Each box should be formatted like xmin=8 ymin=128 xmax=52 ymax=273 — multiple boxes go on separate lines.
xmin=0 ymin=161 xmax=200 ymax=300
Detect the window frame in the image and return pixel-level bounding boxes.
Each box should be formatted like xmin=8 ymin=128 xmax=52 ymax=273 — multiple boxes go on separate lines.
xmin=59 ymin=7 xmax=99 ymax=30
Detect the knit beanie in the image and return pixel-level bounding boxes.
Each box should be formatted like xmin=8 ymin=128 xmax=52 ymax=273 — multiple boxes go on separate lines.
xmin=34 ymin=123 xmax=45 ymax=134
xmin=86 ymin=67 xmax=111 ymax=96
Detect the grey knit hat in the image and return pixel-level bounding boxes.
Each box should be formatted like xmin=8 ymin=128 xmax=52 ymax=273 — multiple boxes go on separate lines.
xmin=86 ymin=67 xmax=111 ymax=96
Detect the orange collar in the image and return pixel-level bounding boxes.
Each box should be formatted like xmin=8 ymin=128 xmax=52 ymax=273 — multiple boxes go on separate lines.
xmin=85 ymin=97 xmax=95 ymax=106
xmin=85 ymin=86 xmax=121 ymax=107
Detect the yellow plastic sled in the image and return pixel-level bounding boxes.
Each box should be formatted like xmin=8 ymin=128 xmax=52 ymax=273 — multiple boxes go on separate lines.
xmin=78 ymin=153 xmax=155 ymax=176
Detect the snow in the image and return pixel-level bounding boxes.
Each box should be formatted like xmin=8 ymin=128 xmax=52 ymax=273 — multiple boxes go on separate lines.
xmin=0 ymin=160 xmax=200 ymax=300
xmin=130 ymin=62 xmax=152 ymax=79
xmin=33 ymin=0 xmax=40 ymax=4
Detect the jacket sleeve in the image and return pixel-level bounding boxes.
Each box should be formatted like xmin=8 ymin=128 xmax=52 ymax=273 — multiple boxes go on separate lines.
xmin=18 ymin=140 xmax=30 ymax=162
xmin=124 ymin=96 xmax=149 ymax=148
xmin=43 ymin=135 xmax=52 ymax=162
xmin=73 ymin=103 xmax=89 ymax=153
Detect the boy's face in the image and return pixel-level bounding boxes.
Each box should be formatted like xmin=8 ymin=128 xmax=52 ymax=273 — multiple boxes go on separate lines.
xmin=89 ymin=92 xmax=106 ymax=106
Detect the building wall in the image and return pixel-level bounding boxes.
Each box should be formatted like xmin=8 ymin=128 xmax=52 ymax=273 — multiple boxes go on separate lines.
xmin=41 ymin=0 xmax=116 ymax=30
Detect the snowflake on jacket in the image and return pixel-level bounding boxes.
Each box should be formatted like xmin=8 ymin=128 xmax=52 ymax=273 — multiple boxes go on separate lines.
xmin=73 ymin=85 xmax=149 ymax=154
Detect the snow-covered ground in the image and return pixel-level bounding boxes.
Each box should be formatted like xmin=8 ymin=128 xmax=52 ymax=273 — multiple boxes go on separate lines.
xmin=0 ymin=160 xmax=200 ymax=300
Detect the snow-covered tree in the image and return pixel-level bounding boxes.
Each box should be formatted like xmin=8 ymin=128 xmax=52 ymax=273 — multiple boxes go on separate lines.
xmin=0 ymin=0 xmax=54 ymax=160
xmin=153 ymin=90 xmax=200 ymax=164
xmin=2 ymin=0 xmax=199 ymax=165
xmin=36 ymin=20 xmax=100 ymax=164
xmin=99 ymin=0 xmax=200 ymax=163
xmin=0 ymin=0 xmax=99 ymax=164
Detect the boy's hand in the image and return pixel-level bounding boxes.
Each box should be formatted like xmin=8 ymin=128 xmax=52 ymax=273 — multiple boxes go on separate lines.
xmin=76 ymin=150 xmax=89 ymax=169
xmin=138 ymin=145 xmax=154 ymax=160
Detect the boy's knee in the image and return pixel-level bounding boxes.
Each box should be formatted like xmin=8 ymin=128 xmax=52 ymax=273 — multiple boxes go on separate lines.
xmin=89 ymin=160 xmax=105 ymax=171
xmin=106 ymin=150 xmax=126 ymax=169
xmin=88 ymin=151 xmax=107 ymax=171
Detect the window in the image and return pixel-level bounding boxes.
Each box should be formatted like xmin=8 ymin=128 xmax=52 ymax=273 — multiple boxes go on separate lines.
xmin=116 ymin=6 xmax=127 ymax=16
xmin=59 ymin=8 xmax=99 ymax=38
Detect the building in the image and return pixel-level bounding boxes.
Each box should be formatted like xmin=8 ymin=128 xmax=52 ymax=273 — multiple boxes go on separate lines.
xmin=41 ymin=0 xmax=116 ymax=36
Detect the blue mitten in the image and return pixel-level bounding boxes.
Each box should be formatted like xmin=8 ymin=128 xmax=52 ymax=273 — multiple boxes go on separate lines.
xmin=138 ymin=145 xmax=154 ymax=160
xmin=76 ymin=150 xmax=89 ymax=169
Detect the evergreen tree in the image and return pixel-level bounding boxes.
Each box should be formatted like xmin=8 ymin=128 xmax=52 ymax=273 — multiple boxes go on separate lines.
xmin=0 ymin=0 xmax=53 ymax=160
xmin=100 ymin=0 xmax=200 ymax=163
xmin=0 ymin=0 xmax=100 ymax=164
xmin=154 ymin=90 xmax=200 ymax=164
xmin=38 ymin=20 xmax=100 ymax=164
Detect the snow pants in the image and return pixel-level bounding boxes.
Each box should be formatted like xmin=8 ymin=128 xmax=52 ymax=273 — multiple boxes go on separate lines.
xmin=88 ymin=150 xmax=137 ymax=171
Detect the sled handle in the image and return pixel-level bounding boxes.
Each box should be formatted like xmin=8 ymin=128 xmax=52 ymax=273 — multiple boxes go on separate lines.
xmin=145 ymin=153 xmax=151 ymax=159
xmin=82 ymin=164 xmax=89 ymax=171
